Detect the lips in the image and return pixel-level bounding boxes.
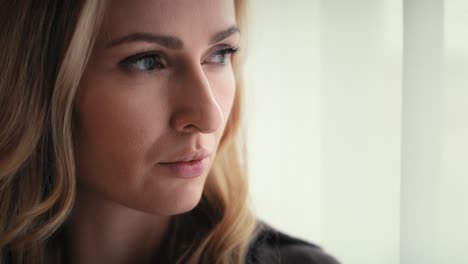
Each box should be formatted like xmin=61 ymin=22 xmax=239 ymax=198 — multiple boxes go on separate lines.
xmin=159 ymin=157 xmax=209 ymax=178
xmin=159 ymin=150 xmax=211 ymax=163
xmin=159 ymin=150 xmax=211 ymax=178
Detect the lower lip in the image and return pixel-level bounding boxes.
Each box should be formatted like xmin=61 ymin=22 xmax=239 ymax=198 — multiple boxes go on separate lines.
xmin=159 ymin=157 xmax=209 ymax=178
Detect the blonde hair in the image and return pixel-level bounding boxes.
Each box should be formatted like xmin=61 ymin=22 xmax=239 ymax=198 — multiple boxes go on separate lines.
xmin=0 ymin=0 xmax=256 ymax=263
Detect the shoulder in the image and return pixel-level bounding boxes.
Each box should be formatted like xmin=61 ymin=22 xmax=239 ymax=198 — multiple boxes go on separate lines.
xmin=245 ymin=221 xmax=340 ymax=264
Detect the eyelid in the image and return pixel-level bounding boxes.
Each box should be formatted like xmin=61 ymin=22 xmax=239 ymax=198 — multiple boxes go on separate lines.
xmin=215 ymin=46 xmax=239 ymax=54
xmin=209 ymin=43 xmax=238 ymax=54
xmin=203 ymin=45 xmax=239 ymax=63
xmin=119 ymin=50 xmax=164 ymax=66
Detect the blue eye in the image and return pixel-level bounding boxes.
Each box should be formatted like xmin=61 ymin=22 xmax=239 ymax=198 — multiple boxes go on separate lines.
xmin=206 ymin=47 xmax=239 ymax=65
xmin=120 ymin=47 xmax=239 ymax=73
xmin=120 ymin=52 xmax=164 ymax=72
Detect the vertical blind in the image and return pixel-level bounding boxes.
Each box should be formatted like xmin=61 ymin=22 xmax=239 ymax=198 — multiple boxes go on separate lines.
xmin=246 ymin=0 xmax=468 ymax=263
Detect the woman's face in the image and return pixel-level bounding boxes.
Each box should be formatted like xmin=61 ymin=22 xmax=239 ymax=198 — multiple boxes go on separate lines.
xmin=75 ymin=0 xmax=238 ymax=215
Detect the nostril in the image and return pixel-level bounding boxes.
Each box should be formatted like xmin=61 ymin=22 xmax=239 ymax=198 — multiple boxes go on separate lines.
xmin=170 ymin=113 xmax=201 ymax=133
xmin=171 ymin=110 xmax=222 ymax=134
xmin=182 ymin=124 xmax=198 ymax=133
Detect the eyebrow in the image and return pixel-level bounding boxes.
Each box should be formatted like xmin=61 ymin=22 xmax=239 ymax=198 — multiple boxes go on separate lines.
xmin=105 ymin=25 xmax=240 ymax=49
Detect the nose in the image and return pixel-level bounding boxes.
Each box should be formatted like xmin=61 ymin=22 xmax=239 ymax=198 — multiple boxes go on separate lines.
xmin=170 ymin=63 xmax=224 ymax=134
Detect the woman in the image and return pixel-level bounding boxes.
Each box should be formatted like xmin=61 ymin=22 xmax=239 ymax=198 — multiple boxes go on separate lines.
xmin=0 ymin=0 xmax=339 ymax=263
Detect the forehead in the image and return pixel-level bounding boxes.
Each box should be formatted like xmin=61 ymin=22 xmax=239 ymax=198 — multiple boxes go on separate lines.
xmin=100 ymin=0 xmax=237 ymax=46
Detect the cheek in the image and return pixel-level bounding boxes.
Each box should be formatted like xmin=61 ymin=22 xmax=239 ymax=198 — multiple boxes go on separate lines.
xmin=74 ymin=77 xmax=168 ymax=184
xmin=210 ymin=68 xmax=237 ymax=127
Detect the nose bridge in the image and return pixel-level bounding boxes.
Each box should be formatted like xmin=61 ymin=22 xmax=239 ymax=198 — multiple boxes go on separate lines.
xmin=187 ymin=64 xmax=214 ymax=103
xmin=170 ymin=62 xmax=224 ymax=134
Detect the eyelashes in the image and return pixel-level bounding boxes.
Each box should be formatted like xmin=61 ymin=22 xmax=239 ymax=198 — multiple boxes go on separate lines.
xmin=119 ymin=46 xmax=240 ymax=73
xmin=119 ymin=51 xmax=164 ymax=72
xmin=205 ymin=47 xmax=239 ymax=65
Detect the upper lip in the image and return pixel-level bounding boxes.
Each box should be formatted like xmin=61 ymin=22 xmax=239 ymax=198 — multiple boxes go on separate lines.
xmin=160 ymin=149 xmax=211 ymax=163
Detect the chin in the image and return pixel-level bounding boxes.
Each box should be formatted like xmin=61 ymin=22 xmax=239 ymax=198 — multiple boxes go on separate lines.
xmin=155 ymin=196 xmax=203 ymax=216
xmin=150 ymin=182 xmax=205 ymax=216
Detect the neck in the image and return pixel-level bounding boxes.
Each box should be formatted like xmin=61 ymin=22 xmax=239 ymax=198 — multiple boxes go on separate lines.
xmin=65 ymin=188 xmax=170 ymax=264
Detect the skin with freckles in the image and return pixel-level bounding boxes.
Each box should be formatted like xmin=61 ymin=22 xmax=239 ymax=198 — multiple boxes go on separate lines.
xmin=68 ymin=0 xmax=239 ymax=263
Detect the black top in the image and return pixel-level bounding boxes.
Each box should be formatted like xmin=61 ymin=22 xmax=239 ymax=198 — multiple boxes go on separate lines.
xmin=245 ymin=221 xmax=340 ymax=264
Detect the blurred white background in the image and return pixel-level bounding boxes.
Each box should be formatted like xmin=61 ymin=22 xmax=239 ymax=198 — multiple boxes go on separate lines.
xmin=245 ymin=0 xmax=468 ymax=263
